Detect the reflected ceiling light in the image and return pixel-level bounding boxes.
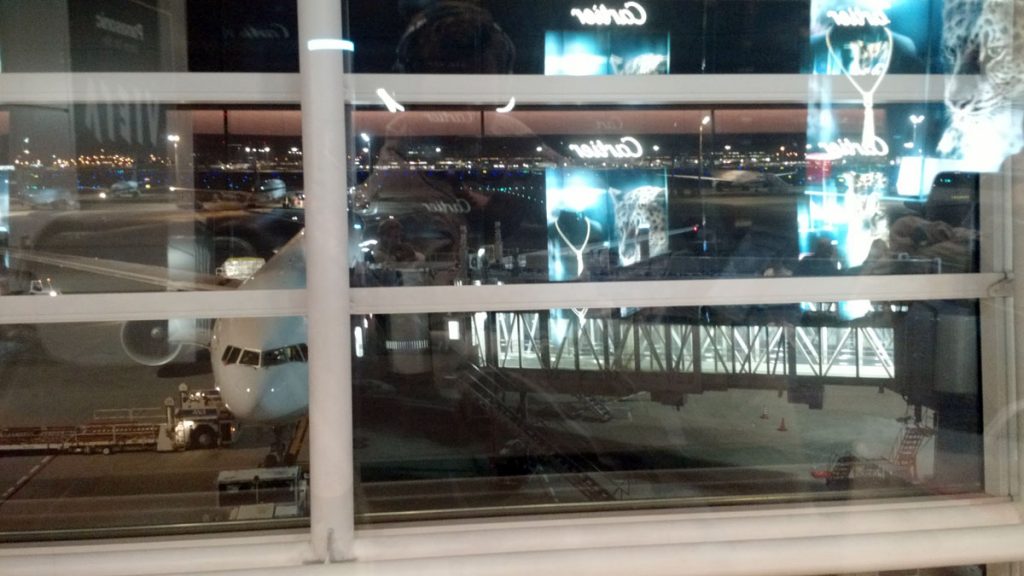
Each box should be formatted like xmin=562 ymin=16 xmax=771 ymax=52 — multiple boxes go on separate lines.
xmin=306 ymin=38 xmax=354 ymax=52
xmin=495 ymin=97 xmax=516 ymax=113
xmin=167 ymin=134 xmax=180 ymax=143
xmin=360 ymin=132 xmax=371 ymax=143
xmin=701 ymin=115 xmax=711 ymax=126
xmin=376 ymin=88 xmax=405 ymax=113
xmin=909 ymin=114 xmax=925 ymax=125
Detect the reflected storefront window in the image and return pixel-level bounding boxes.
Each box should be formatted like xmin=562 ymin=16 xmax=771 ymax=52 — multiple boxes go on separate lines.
xmin=347 ymin=1 xmax=967 ymax=75
xmin=0 ymin=1 xmax=187 ymax=72
xmin=0 ymin=1 xmax=301 ymax=73
xmin=0 ymin=317 xmax=309 ymax=538
xmin=349 ymin=104 xmax=983 ymax=293
xmin=353 ymin=300 xmax=982 ymax=521
xmin=0 ymin=105 xmax=304 ymax=295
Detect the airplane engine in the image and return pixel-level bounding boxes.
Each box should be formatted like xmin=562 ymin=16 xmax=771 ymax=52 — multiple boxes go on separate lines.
xmin=120 ymin=319 xmax=186 ymax=366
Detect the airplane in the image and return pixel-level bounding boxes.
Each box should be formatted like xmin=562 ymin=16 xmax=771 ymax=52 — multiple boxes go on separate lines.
xmin=209 ymin=231 xmax=310 ymax=423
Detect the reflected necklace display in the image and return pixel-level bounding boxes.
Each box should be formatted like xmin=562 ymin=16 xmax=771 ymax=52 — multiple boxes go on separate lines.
xmin=554 ymin=212 xmax=592 ymax=278
xmin=825 ymin=26 xmax=893 ymax=148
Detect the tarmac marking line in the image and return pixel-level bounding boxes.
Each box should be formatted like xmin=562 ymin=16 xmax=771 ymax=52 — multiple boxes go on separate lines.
xmin=0 ymin=455 xmax=55 ymax=508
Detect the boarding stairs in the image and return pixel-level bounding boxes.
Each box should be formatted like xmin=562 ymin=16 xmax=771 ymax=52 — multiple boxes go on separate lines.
xmin=463 ymin=365 xmax=618 ymax=502
xmin=889 ymin=425 xmax=934 ymax=480
xmin=572 ymin=394 xmax=614 ymax=423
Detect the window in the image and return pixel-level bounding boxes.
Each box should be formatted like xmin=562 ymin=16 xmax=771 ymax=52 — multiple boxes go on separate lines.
xmin=1 ymin=0 xmax=1022 ymax=575
xmin=222 ymin=345 xmax=241 ymax=364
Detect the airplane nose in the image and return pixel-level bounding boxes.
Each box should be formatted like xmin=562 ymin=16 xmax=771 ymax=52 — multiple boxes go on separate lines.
xmin=214 ymin=365 xmax=267 ymax=420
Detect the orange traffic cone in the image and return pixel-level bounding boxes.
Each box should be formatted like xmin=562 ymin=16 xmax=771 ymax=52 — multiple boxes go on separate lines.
xmin=777 ymin=418 xmax=788 ymax=432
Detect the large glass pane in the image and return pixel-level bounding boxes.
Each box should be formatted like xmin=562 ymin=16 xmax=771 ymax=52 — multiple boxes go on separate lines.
xmin=0 ymin=106 xmax=304 ymax=295
xmin=186 ymin=0 xmax=299 ymax=72
xmin=348 ymin=1 xmax=952 ymax=75
xmin=0 ymin=316 xmax=309 ymax=539
xmin=0 ymin=1 xmax=301 ymax=73
xmin=348 ymin=103 xmax=987 ymax=288
xmin=353 ymin=299 xmax=983 ymax=521
xmin=0 ymin=1 xmax=187 ymax=72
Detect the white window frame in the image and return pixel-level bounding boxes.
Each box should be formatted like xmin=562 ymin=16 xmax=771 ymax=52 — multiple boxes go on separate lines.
xmin=1 ymin=0 xmax=1022 ymax=574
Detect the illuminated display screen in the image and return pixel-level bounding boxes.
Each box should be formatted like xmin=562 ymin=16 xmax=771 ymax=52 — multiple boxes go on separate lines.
xmin=805 ymin=0 xmax=941 ymax=75
xmin=0 ymin=167 xmax=8 ymax=230
xmin=801 ymin=0 xmax=982 ymax=318
xmin=544 ymin=30 xmax=670 ymax=76
xmin=545 ymin=168 xmax=668 ymax=281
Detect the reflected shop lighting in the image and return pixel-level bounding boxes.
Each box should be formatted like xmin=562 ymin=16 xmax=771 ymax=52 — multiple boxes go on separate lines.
xmin=306 ymin=38 xmax=355 ymax=52
xmin=496 ymin=97 xmax=517 ymax=113
xmin=376 ymin=88 xmax=406 ymax=113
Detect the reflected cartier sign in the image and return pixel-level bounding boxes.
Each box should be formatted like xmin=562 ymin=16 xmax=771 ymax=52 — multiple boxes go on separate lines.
xmin=821 ymin=136 xmax=890 ymax=159
xmin=826 ymin=6 xmax=890 ymax=27
xmin=569 ymin=136 xmax=644 ymax=159
xmin=571 ymin=2 xmax=648 ymax=26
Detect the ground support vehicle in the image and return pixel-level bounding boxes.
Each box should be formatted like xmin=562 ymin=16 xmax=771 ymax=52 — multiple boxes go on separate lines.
xmin=0 ymin=384 xmax=236 ymax=454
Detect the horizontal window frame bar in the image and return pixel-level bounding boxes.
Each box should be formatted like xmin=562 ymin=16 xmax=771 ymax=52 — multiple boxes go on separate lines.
xmin=0 ymin=532 xmax=314 ymax=576
xmin=0 ymin=274 xmax=1003 ymax=324
xmin=0 ymin=289 xmax=306 ymax=324
xmin=350 ymin=273 xmax=1005 ymax=315
xmin=354 ymin=497 xmax=1019 ymax=562
xmin=0 ymin=73 xmax=961 ymax=106
xmin=1 ymin=498 xmax=1018 ymax=576
xmin=0 ymin=73 xmax=301 ymax=105
xmin=352 ymin=74 xmax=953 ymax=106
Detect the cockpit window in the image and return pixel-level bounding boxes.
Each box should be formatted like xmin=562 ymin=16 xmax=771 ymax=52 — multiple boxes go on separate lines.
xmin=261 ymin=344 xmax=308 ymax=367
xmin=238 ymin=349 xmax=261 ymax=367
xmin=222 ymin=346 xmax=242 ymax=365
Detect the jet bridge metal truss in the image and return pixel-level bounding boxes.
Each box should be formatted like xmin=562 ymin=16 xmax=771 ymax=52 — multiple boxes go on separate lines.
xmin=475 ymin=311 xmax=897 ymax=407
